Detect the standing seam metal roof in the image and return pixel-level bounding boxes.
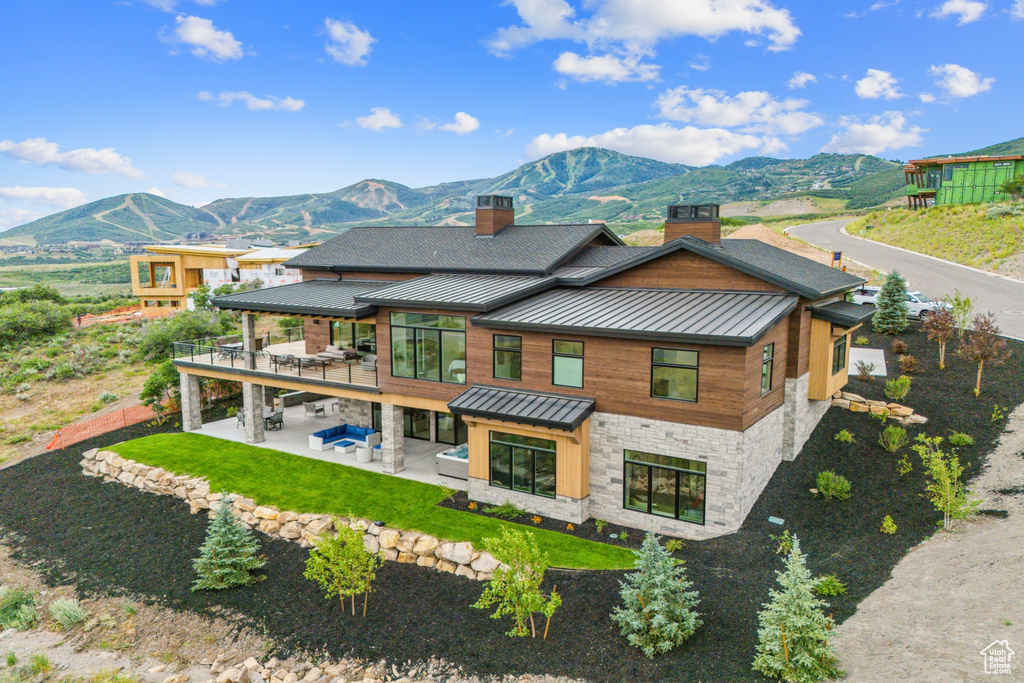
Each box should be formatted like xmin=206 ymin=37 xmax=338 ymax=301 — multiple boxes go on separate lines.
xmin=211 ymin=279 xmax=383 ymax=317
xmin=473 ymin=288 xmax=799 ymax=346
xmin=448 ymin=385 xmax=595 ymax=431
xmin=353 ymin=274 xmax=557 ymax=311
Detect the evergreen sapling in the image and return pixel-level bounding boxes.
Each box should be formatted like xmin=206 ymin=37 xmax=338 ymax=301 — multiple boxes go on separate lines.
xmin=192 ymin=497 xmax=266 ymax=591
xmin=872 ymin=271 xmax=909 ymax=335
xmin=753 ymin=535 xmax=843 ymax=682
xmin=611 ymin=531 xmax=702 ymax=658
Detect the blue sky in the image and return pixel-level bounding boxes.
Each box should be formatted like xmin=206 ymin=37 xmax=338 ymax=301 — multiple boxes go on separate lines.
xmin=1 ymin=0 xmax=1021 ymax=230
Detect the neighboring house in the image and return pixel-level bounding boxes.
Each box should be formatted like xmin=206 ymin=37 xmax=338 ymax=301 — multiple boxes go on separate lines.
xmin=129 ymin=243 xmax=309 ymax=316
xmin=172 ymin=196 xmax=872 ymax=540
xmin=903 ymin=154 xmax=1023 ymax=209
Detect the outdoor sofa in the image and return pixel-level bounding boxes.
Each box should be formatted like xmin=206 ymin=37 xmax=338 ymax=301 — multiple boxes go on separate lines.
xmin=316 ymin=345 xmax=359 ymax=362
xmin=308 ymin=424 xmax=381 ymax=451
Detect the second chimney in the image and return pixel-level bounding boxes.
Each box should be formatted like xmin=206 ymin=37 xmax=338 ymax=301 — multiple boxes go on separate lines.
xmin=475 ymin=195 xmax=514 ymax=236
xmin=664 ymin=204 xmax=721 ymax=244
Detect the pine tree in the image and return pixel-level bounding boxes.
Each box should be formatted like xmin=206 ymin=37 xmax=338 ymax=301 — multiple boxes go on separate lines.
xmin=872 ymin=270 xmax=909 ymax=335
xmin=192 ymin=497 xmax=266 ymax=591
xmin=610 ymin=531 xmax=702 ymax=658
xmin=753 ymin=535 xmax=843 ymax=682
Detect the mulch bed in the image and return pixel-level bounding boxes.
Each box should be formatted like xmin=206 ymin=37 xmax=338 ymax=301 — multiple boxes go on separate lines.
xmin=1 ymin=324 xmax=1021 ymax=682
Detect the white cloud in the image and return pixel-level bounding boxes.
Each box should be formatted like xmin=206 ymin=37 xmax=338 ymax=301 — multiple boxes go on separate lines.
xmin=324 ymin=19 xmax=375 ymax=66
xmin=788 ymin=71 xmax=816 ymax=89
xmin=930 ymin=0 xmax=987 ymax=24
xmin=855 ymin=69 xmax=903 ymax=99
xmin=143 ymin=0 xmax=221 ymax=10
xmin=171 ymin=171 xmax=226 ymax=188
xmin=552 ymin=51 xmax=659 ymax=83
xmin=928 ymin=63 xmax=994 ymax=97
xmin=355 ymin=107 xmax=402 ymax=131
xmin=0 ymin=209 xmax=45 ymax=231
xmin=197 ymin=91 xmax=305 ymax=112
xmin=688 ymin=54 xmax=711 ymax=72
xmin=919 ymin=92 xmax=937 ymax=103
xmin=821 ymin=112 xmax=926 ymax=154
xmin=654 ymin=86 xmax=824 ymax=135
xmin=1013 ymin=0 xmax=1024 ymax=18
xmin=0 ymin=186 xmax=87 ymax=209
xmin=168 ymin=15 xmax=243 ymax=61
xmin=438 ymin=112 xmax=481 ymax=135
xmin=0 ymin=137 xmax=144 ymax=179
xmin=528 ymin=124 xmax=779 ymax=166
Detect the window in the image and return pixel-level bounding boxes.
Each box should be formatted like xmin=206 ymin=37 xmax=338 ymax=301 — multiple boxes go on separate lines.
xmin=623 ymin=450 xmax=706 ymax=525
xmin=273 ymin=267 xmax=285 ymax=276
xmin=552 ymin=340 xmax=584 ymax=388
xmin=651 ymin=348 xmax=698 ymax=402
xmin=493 ymin=335 xmax=522 ymax=381
xmin=436 ymin=411 xmax=468 ymax=445
xmin=489 ymin=431 xmax=556 ymax=499
xmin=761 ymin=343 xmax=775 ymax=396
xmin=371 ymin=402 xmax=382 ymax=432
xmin=832 ymin=335 xmax=847 ymax=375
xmin=389 ymin=313 xmax=466 ymax=384
xmin=330 ymin=321 xmax=377 ymax=354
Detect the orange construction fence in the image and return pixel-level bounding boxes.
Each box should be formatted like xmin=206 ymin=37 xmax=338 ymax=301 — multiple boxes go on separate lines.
xmin=46 ymin=405 xmax=157 ymax=451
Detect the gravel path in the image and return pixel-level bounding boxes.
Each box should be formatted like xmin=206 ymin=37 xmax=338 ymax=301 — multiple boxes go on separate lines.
xmin=832 ymin=405 xmax=1024 ymax=681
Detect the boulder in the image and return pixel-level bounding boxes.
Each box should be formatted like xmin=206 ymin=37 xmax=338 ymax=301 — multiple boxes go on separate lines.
xmin=435 ymin=559 xmax=457 ymax=573
xmin=849 ymin=401 xmax=869 ymax=413
xmin=278 ymin=522 xmax=302 ymax=540
xmin=476 ymin=572 xmax=493 ymax=582
xmin=470 ymin=552 xmax=500 ymax=574
xmin=117 ymin=471 xmax=135 ymax=485
xmin=83 ymin=448 xmax=99 ymax=460
xmin=253 ymin=506 xmax=280 ymax=520
xmin=258 ymin=519 xmax=282 ymax=535
xmin=363 ymin=534 xmax=379 ymax=554
xmin=304 ymin=516 xmax=333 ymax=536
xmin=415 ymin=555 xmax=437 ymax=568
xmin=435 ymin=542 xmax=473 ymax=566
xmin=397 ymin=552 xmax=417 ymax=564
xmin=865 ymin=399 xmax=887 ymax=408
xmin=378 ymin=529 xmax=401 ymax=549
xmin=412 ymin=535 xmax=438 ymax=556
xmin=277 ymin=511 xmax=299 ymax=525
xmin=841 ymin=392 xmax=865 ymax=402
xmin=831 ymin=399 xmax=850 ymax=409
xmin=455 ymin=565 xmax=477 ymax=580
xmin=906 ymin=414 xmax=928 ymax=425
xmin=241 ymin=512 xmax=259 ymax=526
xmin=243 ymin=658 xmax=261 ymax=672
xmin=395 ymin=533 xmax=421 ymax=553
xmin=381 ymin=548 xmax=399 ymax=562
xmin=891 ymin=406 xmax=914 ymax=417
xmin=234 ymin=497 xmax=257 ymax=512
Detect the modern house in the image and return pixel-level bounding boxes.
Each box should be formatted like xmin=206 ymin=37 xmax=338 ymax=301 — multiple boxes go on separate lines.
xmin=130 ymin=243 xmax=308 ymax=316
xmin=903 ymin=154 xmax=1023 ymax=209
xmin=171 ymin=197 xmax=871 ymax=540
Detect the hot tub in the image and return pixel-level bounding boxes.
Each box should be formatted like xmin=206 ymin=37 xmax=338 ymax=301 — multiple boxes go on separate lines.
xmin=436 ymin=444 xmax=469 ymax=480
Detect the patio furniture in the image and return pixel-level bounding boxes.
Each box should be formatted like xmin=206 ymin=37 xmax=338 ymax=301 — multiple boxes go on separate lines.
xmin=265 ymin=411 xmax=284 ymax=431
xmin=235 ymin=411 xmax=245 ymax=428
xmin=272 ymin=354 xmax=297 ymax=372
xmin=356 ymin=446 xmax=373 ymax=463
xmin=334 ymin=440 xmax=357 ymax=454
xmin=316 ymin=345 xmax=359 ymax=362
xmin=253 ymin=337 xmax=266 ymax=356
xmin=360 ymin=354 xmax=377 ymax=371
xmin=308 ymin=424 xmax=380 ymax=451
xmin=304 ymin=401 xmax=326 ymax=418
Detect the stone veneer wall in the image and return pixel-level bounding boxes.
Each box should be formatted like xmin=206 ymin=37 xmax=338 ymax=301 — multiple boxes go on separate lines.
xmin=79 ymin=448 xmax=501 ymax=581
xmin=587 ymin=406 xmax=786 ymax=541
xmin=466 ymin=478 xmax=589 ymax=524
xmin=335 ymin=397 xmax=372 ymax=428
xmin=782 ymin=373 xmax=830 ymax=462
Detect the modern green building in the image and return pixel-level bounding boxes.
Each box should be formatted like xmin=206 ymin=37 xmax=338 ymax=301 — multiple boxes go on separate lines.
xmin=903 ymin=155 xmax=1023 ymax=209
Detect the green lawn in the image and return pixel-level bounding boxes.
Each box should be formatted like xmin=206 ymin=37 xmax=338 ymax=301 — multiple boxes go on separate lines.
xmin=110 ymin=433 xmax=635 ymax=570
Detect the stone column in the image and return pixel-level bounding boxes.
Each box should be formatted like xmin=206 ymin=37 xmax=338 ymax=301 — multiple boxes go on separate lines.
xmin=429 ymin=410 xmax=438 ymax=443
xmin=381 ymin=404 xmax=405 ymax=474
xmin=242 ymin=381 xmax=264 ymax=444
xmin=180 ymin=372 xmax=202 ymax=431
xmin=241 ymin=312 xmax=257 ymax=370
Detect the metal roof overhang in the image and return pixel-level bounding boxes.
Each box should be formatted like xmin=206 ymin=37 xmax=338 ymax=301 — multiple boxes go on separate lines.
xmin=810 ymin=301 xmax=875 ymax=328
xmin=354 ymin=276 xmax=558 ymax=312
xmin=448 ymin=384 xmax=595 ymax=432
xmin=211 ymin=280 xmax=380 ymax=318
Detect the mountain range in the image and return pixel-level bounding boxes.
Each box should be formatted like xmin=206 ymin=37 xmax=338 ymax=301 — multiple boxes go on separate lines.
xmin=5 ymin=138 xmax=1022 ymax=245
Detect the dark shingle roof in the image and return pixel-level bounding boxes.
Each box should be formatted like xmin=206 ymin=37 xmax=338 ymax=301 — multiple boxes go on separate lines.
xmin=448 ymin=385 xmax=595 ymax=431
xmin=563 ymin=245 xmax=661 ymax=267
xmin=810 ymin=300 xmax=876 ymax=327
xmin=474 ymin=288 xmax=799 ymax=347
xmin=283 ymin=225 xmax=621 ymax=275
xmin=354 ymin=274 xmax=556 ymax=312
xmin=211 ymin=279 xmax=381 ymax=317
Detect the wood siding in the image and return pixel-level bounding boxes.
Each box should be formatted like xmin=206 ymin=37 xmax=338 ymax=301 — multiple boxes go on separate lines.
xmin=786 ymin=303 xmax=812 ymax=378
xmin=807 ymin=318 xmax=852 ymax=400
xmin=595 ymin=250 xmax=784 ymax=292
xmin=742 ymin=320 xmax=789 ymax=430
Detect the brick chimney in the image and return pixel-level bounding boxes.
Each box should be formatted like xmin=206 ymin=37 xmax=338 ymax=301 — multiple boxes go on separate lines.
xmin=664 ymin=204 xmax=721 ymax=244
xmin=475 ymin=195 xmax=514 ymax=236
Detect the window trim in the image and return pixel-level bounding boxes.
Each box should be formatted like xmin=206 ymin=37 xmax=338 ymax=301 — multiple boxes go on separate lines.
xmin=831 ymin=335 xmax=847 ymax=376
xmin=650 ymin=347 xmax=699 ymax=403
xmin=761 ymin=342 xmax=775 ymax=396
xmin=389 ymin=313 xmax=467 ymax=385
xmin=488 ymin=430 xmax=557 ymax=499
xmin=551 ymin=339 xmax=584 ymax=388
xmin=492 ymin=334 xmax=522 ymax=382
xmin=622 ymin=449 xmax=706 ymax=526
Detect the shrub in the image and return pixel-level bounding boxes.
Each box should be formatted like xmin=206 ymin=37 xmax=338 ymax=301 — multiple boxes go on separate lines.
xmin=912 ymin=435 xmax=981 ymax=531
xmin=304 ymin=520 xmax=382 ymax=617
xmin=664 ymin=539 xmax=685 ymax=553
xmin=890 ymin=338 xmax=908 ymax=354
xmin=854 ymin=335 xmax=869 ymax=346
xmin=947 ymin=289 xmax=974 ymax=337
xmin=6 ymin=652 xmax=16 ymax=667
xmin=0 ymin=587 xmax=36 ymax=630
xmin=483 ymin=501 xmax=525 ymax=520
xmin=619 ymin=530 xmax=630 ymax=543
xmin=870 ymin=408 xmax=890 ymax=424
xmin=815 ymin=471 xmax=851 ymax=501
xmin=814 ymin=575 xmax=848 ymax=596
xmin=611 ymin=531 xmax=702 ymax=658
xmin=474 ymin=527 xmax=561 ymax=638
xmin=0 ymin=301 xmax=72 ymax=349
xmin=594 ymin=519 xmax=608 ymax=534
xmin=898 ymin=354 xmax=918 ymax=373
xmin=948 ymin=431 xmax=975 ymax=447
xmin=833 ymin=430 xmax=855 ymax=444
xmin=770 ymin=530 xmax=793 ymax=555
xmin=880 ymin=516 xmax=897 ymax=534
xmin=753 ymin=536 xmax=843 ymax=682
xmin=884 ymin=375 xmax=912 ymax=401
xmin=98 ymin=391 xmax=119 ymax=405
xmin=879 ymin=425 xmax=909 ymax=454
xmin=855 ymin=360 xmax=875 ymax=381
xmin=136 ymin=311 xmax=234 ymax=361
xmin=873 ymin=271 xmax=909 ymax=335
xmin=192 ymin=498 xmax=267 ymax=591
xmin=9 ymin=603 xmax=40 ymax=631
xmin=140 ymin=360 xmax=180 ymax=422
xmin=896 ymin=453 xmax=913 ymax=476
xmin=28 ymin=654 xmax=50 ymax=676
xmin=48 ymin=597 xmax=87 ymax=630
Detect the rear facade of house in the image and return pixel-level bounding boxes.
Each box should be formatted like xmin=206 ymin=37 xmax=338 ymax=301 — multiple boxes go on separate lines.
xmin=172 ymin=196 xmax=871 ymax=540
xmin=903 ymin=154 xmax=1023 ymax=209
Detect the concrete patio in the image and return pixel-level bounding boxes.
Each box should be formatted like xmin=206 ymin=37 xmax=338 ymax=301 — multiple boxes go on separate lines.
xmin=194 ymin=403 xmax=466 ymax=490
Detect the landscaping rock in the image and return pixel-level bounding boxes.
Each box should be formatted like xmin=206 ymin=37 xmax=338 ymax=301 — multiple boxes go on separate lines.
xmin=363 ymin=534 xmax=379 ymax=554
xmin=470 ymin=552 xmax=500 ymax=574
xmin=411 ymin=535 xmax=438 ymax=556
xmin=415 ymin=555 xmax=437 ymax=568
xmin=849 ymin=401 xmax=869 ymax=413
xmin=381 ymin=548 xmax=398 ymax=562
xmin=454 ymin=564 xmax=477 ymax=580
xmin=277 ymin=511 xmax=299 ymax=524
xmin=377 ymin=529 xmax=400 ymax=549
xmin=253 ymin=506 xmax=280 ymax=520
xmin=233 ymin=497 xmax=257 ymax=512
xmin=258 ymin=519 xmax=282 ymax=535
xmin=831 ymin=398 xmax=851 ymax=409
xmin=278 ymin=522 xmax=302 ymax=540
xmin=397 ymin=551 xmax=417 ymax=564
xmin=435 ymin=542 xmax=473 ymax=565
xmin=435 ymin=559 xmax=457 ymax=573
xmin=841 ymin=392 xmax=865 ymax=402
xmin=304 ymin=516 xmax=333 ymax=536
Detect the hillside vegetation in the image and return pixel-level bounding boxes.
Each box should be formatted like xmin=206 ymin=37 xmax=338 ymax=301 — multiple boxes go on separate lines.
xmin=846 ymin=204 xmax=1024 ymax=274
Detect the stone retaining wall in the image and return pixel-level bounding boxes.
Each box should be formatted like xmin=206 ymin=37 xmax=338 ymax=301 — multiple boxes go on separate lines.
xmin=830 ymin=391 xmax=928 ymax=425
xmin=79 ymin=449 xmax=500 ymax=581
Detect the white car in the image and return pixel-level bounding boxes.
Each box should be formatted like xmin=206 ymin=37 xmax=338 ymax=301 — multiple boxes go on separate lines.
xmin=850 ymin=285 xmax=951 ymax=321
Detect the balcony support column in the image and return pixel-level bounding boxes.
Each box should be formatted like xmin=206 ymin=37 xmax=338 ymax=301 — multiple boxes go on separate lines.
xmin=381 ymin=403 xmax=404 ymax=474
xmin=241 ymin=312 xmax=257 ymax=370
xmin=180 ymin=371 xmax=202 ymax=432
xmin=242 ymin=381 xmax=265 ymax=444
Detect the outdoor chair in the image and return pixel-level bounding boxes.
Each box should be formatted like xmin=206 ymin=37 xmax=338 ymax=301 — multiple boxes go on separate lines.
xmin=253 ymin=336 xmax=266 ymax=357
xmin=235 ymin=411 xmax=245 ymax=428
xmin=265 ymin=411 xmax=284 ymax=431
xmin=360 ymin=354 xmax=377 ymax=371
xmin=304 ymin=401 xmax=326 ymax=418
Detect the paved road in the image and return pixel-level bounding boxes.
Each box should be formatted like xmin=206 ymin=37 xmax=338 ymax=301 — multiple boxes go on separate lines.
xmin=787 ymin=219 xmax=1024 ymax=340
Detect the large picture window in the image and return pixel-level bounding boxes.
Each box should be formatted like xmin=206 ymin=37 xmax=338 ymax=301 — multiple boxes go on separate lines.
xmin=651 ymin=348 xmax=698 ymax=402
xmin=832 ymin=335 xmax=847 ymax=376
xmin=552 ymin=340 xmax=583 ymax=388
xmin=761 ymin=343 xmax=775 ymax=396
xmin=389 ymin=313 xmax=466 ymax=384
xmin=493 ymin=335 xmax=522 ymax=381
xmin=623 ymin=450 xmax=706 ymax=525
xmin=330 ymin=321 xmax=376 ymax=354
xmin=436 ymin=411 xmax=468 ymax=445
xmin=489 ymin=431 xmax=556 ymax=499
